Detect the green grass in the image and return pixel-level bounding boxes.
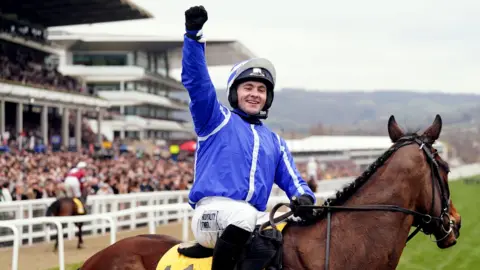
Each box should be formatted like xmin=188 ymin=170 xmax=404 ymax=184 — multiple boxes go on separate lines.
xmin=397 ymin=177 xmax=480 ymax=270
xmin=46 ymin=177 xmax=480 ymax=270
xmin=47 ymin=262 xmax=82 ymax=270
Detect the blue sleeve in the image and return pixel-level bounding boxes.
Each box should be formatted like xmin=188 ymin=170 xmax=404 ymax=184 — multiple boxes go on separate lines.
xmin=181 ymin=30 xmax=228 ymax=137
xmin=274 ymin=135 xmax=316 ymax=203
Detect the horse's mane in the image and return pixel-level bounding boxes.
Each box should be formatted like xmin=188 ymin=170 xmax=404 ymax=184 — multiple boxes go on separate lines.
xmin=287 ymin=132 xmax=421 ymax=226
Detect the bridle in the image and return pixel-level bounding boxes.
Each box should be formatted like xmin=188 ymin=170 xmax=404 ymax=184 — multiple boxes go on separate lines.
xmin=261 ymin=134 xmax=453 ymax=270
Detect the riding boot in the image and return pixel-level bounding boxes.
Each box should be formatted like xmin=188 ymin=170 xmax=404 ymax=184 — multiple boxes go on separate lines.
xmin=211 ymin=224 xmax=252 ymax=270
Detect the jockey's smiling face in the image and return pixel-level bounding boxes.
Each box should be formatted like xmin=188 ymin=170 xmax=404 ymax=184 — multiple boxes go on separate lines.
xmin=236 ymin=81 xmax=267 ymax=115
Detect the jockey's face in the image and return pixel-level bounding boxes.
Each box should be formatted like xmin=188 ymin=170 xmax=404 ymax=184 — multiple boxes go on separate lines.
xmin=237 ymin=81 xmax=267 ymax=115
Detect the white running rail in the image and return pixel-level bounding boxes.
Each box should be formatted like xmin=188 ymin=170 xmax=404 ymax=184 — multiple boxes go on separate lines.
xmin=1 ymin=192 xmax=334 ymax=270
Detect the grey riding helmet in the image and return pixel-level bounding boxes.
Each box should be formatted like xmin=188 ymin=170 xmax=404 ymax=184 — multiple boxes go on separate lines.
xmin=226 ymin=58 xmax=276 ymax=111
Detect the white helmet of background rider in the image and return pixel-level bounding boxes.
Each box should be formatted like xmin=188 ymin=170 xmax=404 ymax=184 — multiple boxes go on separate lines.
xmin=76 ymin=161 xmax=87 ymax=169
xmin=226 ymin=58 xmax=276 ymax=118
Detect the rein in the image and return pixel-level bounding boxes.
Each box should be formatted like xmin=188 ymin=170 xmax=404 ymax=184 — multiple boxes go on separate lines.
xmin=259 ymin=135 xmax=452 ymax=270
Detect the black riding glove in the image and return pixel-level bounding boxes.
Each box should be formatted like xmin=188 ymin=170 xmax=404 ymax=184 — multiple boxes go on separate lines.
xmin=291 ymin=194 xmax=316 ymax=221
xmin=185 ymin=5 xmax=208 ymax=32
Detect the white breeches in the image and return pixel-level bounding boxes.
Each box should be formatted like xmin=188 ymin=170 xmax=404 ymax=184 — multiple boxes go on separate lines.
xmin=64 ymin=176 xmax=81 ymax=198
xmin=191 ymin=196 xmax=284 ymax=248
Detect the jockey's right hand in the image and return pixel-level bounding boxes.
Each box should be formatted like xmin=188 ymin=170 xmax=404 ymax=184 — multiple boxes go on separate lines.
xmin=290 ymin=194 xmax=315 ymax=221
xmin=185 ymin=5 xmax=208 ymax=31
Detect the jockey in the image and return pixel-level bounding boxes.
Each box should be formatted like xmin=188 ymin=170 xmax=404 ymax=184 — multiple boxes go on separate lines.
xmin=64 ymin=161 xmax=87 ymax=198
xmin=182 ymin=6 xmax=316 ymax=270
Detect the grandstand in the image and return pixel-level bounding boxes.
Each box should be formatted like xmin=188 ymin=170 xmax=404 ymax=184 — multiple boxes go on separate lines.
xmin=46 ymin=31 xmax=256 ymax=141
xmin=287 ymin=135 xmax=447 ymax=177
xmin=0 ymin=0 xmax=254 ymax=149
xmin=0 ymin=0 xmax=153 ymax=150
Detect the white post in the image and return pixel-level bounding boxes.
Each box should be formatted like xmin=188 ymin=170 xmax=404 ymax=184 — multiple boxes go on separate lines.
xmin=27 ymin=205 xmax=33 ymax=245
xmin=42 ymin=105 xmax=48 ymax=145
xmin=182 ymin=210 xmax=189 ymax=242
xmin=0 ymin=224 xmax=20 ymax=270
xmin=55 ymin=221 xmax=65 ymax=270
xmin=0 ymin=99 xmax=5 ymax=135
xmin=75 ymin=108 xmax=82 ymax=152
xmin=97 ymin=109 xmax=103 ymax=146
xmin=16 ymin=103 xmax=23 ymax=139
xmin=62 ymin=107 xmax=69 ymax=149
xmin=148 ymin=211 xmax=155 ymax=234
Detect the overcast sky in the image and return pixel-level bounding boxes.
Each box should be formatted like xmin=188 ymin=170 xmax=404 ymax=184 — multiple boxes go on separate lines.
xmin=50 ymin=0 xmax=480 ymax=94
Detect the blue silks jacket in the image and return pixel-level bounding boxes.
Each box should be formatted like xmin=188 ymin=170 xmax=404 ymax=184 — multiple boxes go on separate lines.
xmin=182 ymin=30 xmax=315 ymax=211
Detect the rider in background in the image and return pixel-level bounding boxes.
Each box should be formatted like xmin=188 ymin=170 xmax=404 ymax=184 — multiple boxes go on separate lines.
xmin=182 ymin=6 xmax=316 ymax=270
xmin=64 ymin=161 xmax=87 ymax=199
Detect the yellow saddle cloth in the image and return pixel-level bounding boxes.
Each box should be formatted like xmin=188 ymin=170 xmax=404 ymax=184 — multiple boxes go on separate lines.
xmin=156 ymin=223 xmax=286 ymax=270
xmin=73 ymin=198 xmax=85 ymax=214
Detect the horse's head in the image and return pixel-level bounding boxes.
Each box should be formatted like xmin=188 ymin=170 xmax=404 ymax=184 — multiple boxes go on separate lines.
xmin=388 ymin=114 xmax=461 ymax=249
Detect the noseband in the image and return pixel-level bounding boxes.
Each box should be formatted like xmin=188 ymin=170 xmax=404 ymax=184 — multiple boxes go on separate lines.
xmin=262 ymin=135 xmax=452 ymax=270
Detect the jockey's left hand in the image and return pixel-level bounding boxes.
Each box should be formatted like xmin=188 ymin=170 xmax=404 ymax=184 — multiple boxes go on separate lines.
xmin=290 ymin=194 xmax=316 ymax=220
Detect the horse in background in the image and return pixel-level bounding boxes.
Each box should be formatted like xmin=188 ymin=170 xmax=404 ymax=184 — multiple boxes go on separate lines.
xmin=79 ymin=114 xmax=462 ymax=270
xmin=307 ymin=176 xmax=318 ymax=193
xmin=46 ymin=185 xmax=89 ymax=251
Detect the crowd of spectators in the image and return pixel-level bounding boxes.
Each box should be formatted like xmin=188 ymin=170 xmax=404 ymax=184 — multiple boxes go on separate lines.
xmin=0 ymin=148 xmax=195 ymax=202
xmin=296 ymin=159 xmax=361 ymax=181
xmin=0 ymin=40 xmax=83 ymax=93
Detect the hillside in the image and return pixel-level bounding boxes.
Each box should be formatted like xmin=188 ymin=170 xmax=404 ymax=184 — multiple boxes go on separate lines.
xmin=171 ymin=89 xmax=480 ymax=163
xmin=172 ymin=89 xmax=480 ymax=132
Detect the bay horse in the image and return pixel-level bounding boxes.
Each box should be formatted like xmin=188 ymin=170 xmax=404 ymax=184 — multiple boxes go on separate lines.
xmin=46 ymin=186 xmax=89 ymax=251
xmin=79 ymin=114 xmax=461 ymax=270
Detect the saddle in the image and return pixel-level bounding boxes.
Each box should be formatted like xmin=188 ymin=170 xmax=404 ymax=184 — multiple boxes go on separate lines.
xmin=73 ymin=197 xmax=86 ymax=215
xmin=156 ymin=223 xmax=287 ymax=270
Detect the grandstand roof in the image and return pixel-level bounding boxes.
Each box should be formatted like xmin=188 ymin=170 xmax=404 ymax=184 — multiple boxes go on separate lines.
xmin=48 ymin=31 xmax=257 ymax=67
xmin=286 ymin=135 xmax=445 ymax=153
xmin=0 ymin=0 xmax=152 ymax=27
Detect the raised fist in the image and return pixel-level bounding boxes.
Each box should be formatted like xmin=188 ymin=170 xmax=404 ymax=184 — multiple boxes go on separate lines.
xmin=185 ymin=5 xmax=208 ymax=31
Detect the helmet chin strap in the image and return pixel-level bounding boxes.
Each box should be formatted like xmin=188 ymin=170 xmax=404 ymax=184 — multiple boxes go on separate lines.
xmin=255 ymin=110 xmax=269 ymax=119
xmin=233 ymin=108 xmax=269 ymax=123
xmin=240 ymin=106 xmax=269 ymax=119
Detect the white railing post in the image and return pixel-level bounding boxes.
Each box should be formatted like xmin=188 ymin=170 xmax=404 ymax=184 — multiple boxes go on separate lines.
xmin=92 ymin=201 xmax=99 ymax=235
xmin=101 ymin=201 xmax=107 ymax=234
xmin=148 ymin=210 xmax=155 ymax=234
xmin=27 ymin=204 xmax=33 ymax=245
xmin=106 ymin=216 xmax=116 ymax=244
xmin=130 ymin=199 xmax=136 ymax=230
xmin=53 ymin=220 xmax=65 ymax=270
xmin=0 ymin=223 xmax=20 ymax=270
xmin=68 ymin=222 xmax=74 ymax=240
xmin=182 ymin=209 xmax=189 ymax=242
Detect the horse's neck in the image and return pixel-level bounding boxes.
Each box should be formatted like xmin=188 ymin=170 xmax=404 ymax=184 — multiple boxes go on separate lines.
xmin=284 ymin=175 xmax=418 ymax=270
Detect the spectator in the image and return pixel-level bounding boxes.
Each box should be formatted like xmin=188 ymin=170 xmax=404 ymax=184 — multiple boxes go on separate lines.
xmin=0 ymin=181 xmax=12 ymax=202
xmin=12 ymin=182 xmax=28 ymax=201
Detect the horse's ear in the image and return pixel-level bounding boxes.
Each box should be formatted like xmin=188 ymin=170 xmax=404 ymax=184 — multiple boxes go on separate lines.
xmin=388 ymin=115 xmax=404 ymax=143
xmin=422 ymin=114 xmax=442 ymax=142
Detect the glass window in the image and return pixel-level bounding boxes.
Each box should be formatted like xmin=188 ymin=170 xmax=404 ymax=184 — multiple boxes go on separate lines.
xmin=137 ymin=106 xmax=148 ymax=117
xmin=125 ymin=81 xmax=135 ymax=91
xmin=108 ymin=106 xmax=120 ymax=114
xmin=87 ymin=83 xmax=120 ymax=91
xmin=125 ymin=106 xmax=136 ymax=115
xmin=136 ymin=81 xmax=148 ymax=92
xmin=72 ymin=53 xmax=127 ymax=66
xmin=135 ymin=51 xmax=148 ymax=69
xmin=156 ymin=52 xmax=168 ymax=76
xmin=156 ymin=108 xmax=167 ymax=118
